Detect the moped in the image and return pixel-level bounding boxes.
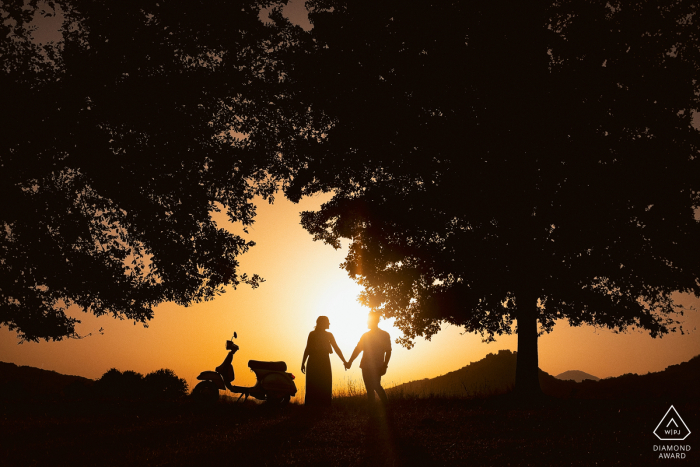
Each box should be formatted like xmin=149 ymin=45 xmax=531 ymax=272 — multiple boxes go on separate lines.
xmin=193 ymin=332 xmax=297 ymax=405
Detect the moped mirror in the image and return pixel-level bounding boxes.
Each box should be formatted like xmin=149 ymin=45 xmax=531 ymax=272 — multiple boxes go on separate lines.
xmin=233 ymin=331 xmax=237 ymax=339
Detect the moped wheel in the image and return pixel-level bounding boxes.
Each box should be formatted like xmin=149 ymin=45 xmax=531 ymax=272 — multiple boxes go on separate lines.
xmin=192 ymin=381 xmax=219 ymax=405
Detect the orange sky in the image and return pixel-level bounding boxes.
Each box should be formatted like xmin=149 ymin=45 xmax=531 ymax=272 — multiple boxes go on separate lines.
xmin=2 ymin=193 xmax=699 ymax=399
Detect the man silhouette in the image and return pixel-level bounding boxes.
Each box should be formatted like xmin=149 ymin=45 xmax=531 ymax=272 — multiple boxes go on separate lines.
xmin=345 ymin=311 xmax=392 ymax=409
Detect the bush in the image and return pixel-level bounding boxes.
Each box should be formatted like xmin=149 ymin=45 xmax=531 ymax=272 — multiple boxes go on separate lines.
xmin=95 ymin=368 xmax=144 ymax=400
xmin=94 ymin=368 xmax=188 ymax=401
xmin=144 ymin=369 xmax=189 ymax=401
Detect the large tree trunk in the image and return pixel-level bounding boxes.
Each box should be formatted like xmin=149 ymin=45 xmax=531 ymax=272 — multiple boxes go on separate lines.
xmin=515 ymin=292 xmax=542 ymax=397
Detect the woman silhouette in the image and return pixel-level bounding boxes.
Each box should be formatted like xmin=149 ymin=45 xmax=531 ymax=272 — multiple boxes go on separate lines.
xmin=301 ymin=316 xmax=347 ymax=406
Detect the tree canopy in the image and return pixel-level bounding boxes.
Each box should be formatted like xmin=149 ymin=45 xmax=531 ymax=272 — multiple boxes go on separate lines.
xmin=290 ymin=0 xmax=700 ymax=393
xmin=1 ymin=0 xmax=304 ymax=341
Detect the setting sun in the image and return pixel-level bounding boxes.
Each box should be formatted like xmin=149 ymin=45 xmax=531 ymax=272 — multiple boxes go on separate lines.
xmin=309 ymin=274 xmax=406 ymax=356
xmin=312 ymin=280 xmax=371 ymax=349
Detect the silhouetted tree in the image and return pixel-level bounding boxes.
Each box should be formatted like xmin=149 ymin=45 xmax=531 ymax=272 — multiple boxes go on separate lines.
xmin=1 ymin=1 xmax=305 ymax=341
xmin=288 ymin=0 xmax=700 ymax=395
xmin=94 ymin=367 xmax=187 ymax=400
xmin=95 ymin=368 xmax=144 ymax=399
xmin=143 ymin=368 xmax=188 ymax=400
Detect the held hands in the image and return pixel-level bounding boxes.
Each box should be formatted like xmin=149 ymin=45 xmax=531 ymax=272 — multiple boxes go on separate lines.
xmin=344 ymin=361 xmax=352 ymax=370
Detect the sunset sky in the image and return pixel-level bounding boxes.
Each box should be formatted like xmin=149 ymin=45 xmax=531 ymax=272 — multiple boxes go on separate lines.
xmin=2 ymin=191 xmax=699 ymax=397
xmin=2 ymin=0 xmax=699 ymax=400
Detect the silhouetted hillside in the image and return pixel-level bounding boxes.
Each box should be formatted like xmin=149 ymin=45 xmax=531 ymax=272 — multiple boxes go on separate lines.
xmin=555 ymin=370 xmax=600 ymax=382
xmin=389 ymin=351 xmax=700 ymax=400
xmin=389 ymin=350 xmax=521 ymax=397
xmin=550 ymin=354 xmax=700 ymax=400
xmin=389 ymin=349 xmax=570 ymax=397
xmin=0 ymin=361 xmax=93 ymax=400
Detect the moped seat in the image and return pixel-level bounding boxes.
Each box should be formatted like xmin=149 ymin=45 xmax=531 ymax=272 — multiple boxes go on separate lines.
xmin=248 ymin=360 xmax=287 ymax=372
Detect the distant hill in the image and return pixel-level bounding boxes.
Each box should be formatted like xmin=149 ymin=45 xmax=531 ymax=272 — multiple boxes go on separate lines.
xmin=555 ymin=370 xmax=600 ymax=382
xmin=389 ymin=349 xmax=571 ymax=397
xmin=389 ymin=351 xmax=700 ymax=400
xmin=389 ymin=350 xmax=520 ymax=397
xmin=556 ymin=355 xmax=700 ymax=400
xmin=0 ymin=361 xmax=93 ymax=400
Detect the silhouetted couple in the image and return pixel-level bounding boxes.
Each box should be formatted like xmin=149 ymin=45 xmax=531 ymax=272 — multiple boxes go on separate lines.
xmin=301 ymin=312 xmax=391 ymax=409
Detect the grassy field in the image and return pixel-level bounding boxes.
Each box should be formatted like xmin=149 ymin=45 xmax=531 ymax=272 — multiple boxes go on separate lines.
xmin=1 ymin=390 xmax=697 ymax=466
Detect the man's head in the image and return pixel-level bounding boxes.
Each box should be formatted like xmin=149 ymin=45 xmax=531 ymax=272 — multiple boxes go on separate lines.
xmin=367 ymin=311 xmax=381 ymax=329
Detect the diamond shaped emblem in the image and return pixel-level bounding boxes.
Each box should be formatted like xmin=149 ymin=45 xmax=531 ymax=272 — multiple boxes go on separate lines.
xmin=654 ymin=406 xmax=691 ymax=441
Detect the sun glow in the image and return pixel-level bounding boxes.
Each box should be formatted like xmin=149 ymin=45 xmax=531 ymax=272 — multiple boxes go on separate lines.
xmin=312 ymin=280 xmax=369 ymax=351
xmin=311 ymin=279 xmax=402 ymax=354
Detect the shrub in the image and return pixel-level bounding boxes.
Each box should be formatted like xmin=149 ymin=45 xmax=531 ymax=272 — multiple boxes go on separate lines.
xmin=95 ymin=368 xmax=187 ymax=401
xmin=95 ymin=368 xmax=144 ymax=400
xmin=144 ymin=369 xmax=188 ymax=400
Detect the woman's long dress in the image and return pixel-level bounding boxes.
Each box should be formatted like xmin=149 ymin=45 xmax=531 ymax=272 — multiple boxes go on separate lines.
xmin=305 ymin=330 xmax=332 ymax=406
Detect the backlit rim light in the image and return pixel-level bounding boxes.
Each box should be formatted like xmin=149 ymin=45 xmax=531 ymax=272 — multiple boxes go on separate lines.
xmin=311 ymin=280 xmax=400 ymax=351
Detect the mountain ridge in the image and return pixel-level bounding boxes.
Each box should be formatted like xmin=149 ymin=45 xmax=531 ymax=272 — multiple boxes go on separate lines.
xmin=0 ymin=361 xmax=94 ymax=399
xmin=388 ymin=350 xmax=700 ymax=399
xmin=554 ymin=370 xmax=600 ymax=382
xmin=3 ymin=352 xmax=699 ymax=400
